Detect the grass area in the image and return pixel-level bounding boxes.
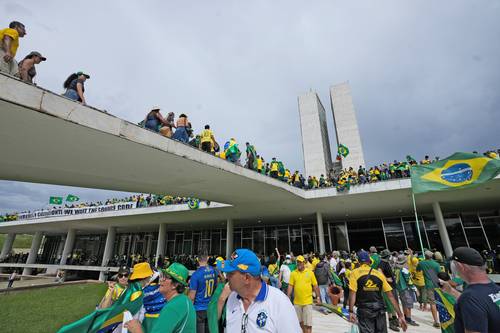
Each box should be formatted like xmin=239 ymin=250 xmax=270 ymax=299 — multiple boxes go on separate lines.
xmin=2 ymin=283 xmax=107 ymax=333
xmin=0 ymin=234 xmax=33 ymax=249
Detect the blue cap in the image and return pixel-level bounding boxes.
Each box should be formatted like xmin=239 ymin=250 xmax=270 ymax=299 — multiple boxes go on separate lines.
xmin=358 ymin=250 xmax=371 ymax=263
xmin=217 ymin=249 xmax=261 ymax=277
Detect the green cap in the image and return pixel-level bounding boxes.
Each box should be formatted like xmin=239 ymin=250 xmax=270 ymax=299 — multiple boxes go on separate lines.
xmin=76 ymin=71 xmax=90 ymax=78
xmin=163 ymin=262 xmax=189 ymax=286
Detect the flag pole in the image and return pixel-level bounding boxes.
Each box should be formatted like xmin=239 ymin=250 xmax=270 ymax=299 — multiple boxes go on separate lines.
xmin=411 ymin=192 xmax=425 ymax=256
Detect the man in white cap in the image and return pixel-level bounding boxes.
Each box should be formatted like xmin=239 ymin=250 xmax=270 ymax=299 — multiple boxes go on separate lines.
xmin=279 ymin=254 xmax=293 ymax=293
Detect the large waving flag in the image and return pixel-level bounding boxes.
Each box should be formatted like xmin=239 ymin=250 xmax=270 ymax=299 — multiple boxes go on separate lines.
xmin=411 ymin=152 xmax=500 ymax=194
xmin=434 ymin=288 xmax=456 ymax=333
xmin=57 ymin=282 xmax=143 ymax=333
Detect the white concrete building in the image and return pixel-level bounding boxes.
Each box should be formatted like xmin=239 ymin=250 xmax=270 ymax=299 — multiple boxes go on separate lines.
xmin=298 ymin=91 xmax=333 ymax=178
xmin=330 ymin=82 xmax=366 ymax=171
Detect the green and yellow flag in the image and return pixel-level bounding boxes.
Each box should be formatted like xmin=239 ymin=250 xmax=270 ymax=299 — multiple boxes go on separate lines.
xmin=57 ymin=282 xmax=143 ymax=333
xmin=338 ymin=144 xmax=349 ymax=158
xmin=434 ymin=288 xmax=456 ymax=333
xmin=49 ymin=196 xmax=63 ymax=205
xmin=66 ymin=194 xmax=80 ymax=202
xmin=411 ymin=152 xmax=500 ymax=194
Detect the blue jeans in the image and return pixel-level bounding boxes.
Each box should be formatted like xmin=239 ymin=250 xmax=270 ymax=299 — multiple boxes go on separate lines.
xmin=63 ymin=89 xmax=79 ymax=101
xmin=319 ymin=284 xmax=331 ymax=304
xmin=270 ymin=276 xmax=279 ymax=288
xmin=172 ymin=126 xmax=189 ymax=143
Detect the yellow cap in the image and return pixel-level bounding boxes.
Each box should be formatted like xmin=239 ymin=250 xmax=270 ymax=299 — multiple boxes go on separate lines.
xmin=216 ymin=256 xmax=224 ymax=262
xmin=129 ymin=262 xmax=153 ymax=280
xmin=296 ymin=255 xmax=305 ymax=262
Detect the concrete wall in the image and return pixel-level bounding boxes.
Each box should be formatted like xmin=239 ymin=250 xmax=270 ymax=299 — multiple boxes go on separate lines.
xmin=330 ymin=82 xmax=366 ymax=171
xmin=298 ymin=92 xmax=333 ymax=178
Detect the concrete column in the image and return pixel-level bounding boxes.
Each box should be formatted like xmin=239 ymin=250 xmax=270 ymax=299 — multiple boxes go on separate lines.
xmin=0 ymin=233 xmax=16 ymax=260
xmin=22 ymin=231 xmax=43 ymax=276
xmin=316 ymin=212 xmax=326 ymax=254
xmin=118 ymin=235 xmax=126 ymax=255
xmin=432 ymin=202 xmax=453 ymax=257
xmin=155 ymin=224 xmax=167 ymax=267
xmin=226 ymin=219 xmax=234 ymax=259
xmin=56 ymin=236 xmax=66 ymax=258
xmin=99 ymin=227 xmax=116 ymax=281
xmin=59 ymin=229 xmax=75 ymax=266
xmin=145 ymin=235 xmax=152 ymax=259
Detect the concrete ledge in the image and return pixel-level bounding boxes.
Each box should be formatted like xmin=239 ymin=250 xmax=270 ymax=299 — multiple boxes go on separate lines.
xmin=0 ymin=263 xmax=120 ymax=272
xmin=0 ymin=279 xmax=101 ymax=293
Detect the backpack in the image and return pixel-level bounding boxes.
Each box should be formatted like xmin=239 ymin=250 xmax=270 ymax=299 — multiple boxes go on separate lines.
xmin=314 ymin=263 xmax=330 ymax=285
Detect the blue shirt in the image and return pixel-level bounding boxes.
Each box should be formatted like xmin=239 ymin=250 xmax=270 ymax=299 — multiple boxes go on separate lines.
xmin=454 ymin=282 xmax=500 ymax=333
xmin=189 ymin=265 xmax=217 ymax=311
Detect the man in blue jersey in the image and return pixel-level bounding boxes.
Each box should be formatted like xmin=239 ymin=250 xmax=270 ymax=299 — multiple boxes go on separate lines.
xmin=189 ymin=254 xmax=218 ymax=333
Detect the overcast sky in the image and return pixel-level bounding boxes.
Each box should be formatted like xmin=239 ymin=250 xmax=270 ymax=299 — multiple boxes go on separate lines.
xmin=1 ymin=0 xmax=499 ymax=213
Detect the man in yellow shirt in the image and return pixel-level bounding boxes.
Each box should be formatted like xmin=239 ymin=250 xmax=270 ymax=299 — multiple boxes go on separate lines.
xmin=0 ymin=21 xmax=26 ymax=76
xmin=420 ymin=155 xmax=431 ymax=165
xmin=288 ymin=255 xmax=321 ymax=333
xmin=200 ymin=125 xmax=215 ymax=153
xmin=270 ymin=157 xmax=279 ymax=178
xmin=348 ymin=250 xmax=407 ymax=333
xmin=256 ymin=155 xmax=263 ymax=173
xmin=406 ymin=249 xmax=425 ymax=310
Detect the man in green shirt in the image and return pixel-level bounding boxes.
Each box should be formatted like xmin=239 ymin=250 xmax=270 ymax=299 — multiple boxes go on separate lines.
xmin=125 ymin=263 xmax=196 ymax=333
xmin=416 ymin=250 xmax=441 ymax=328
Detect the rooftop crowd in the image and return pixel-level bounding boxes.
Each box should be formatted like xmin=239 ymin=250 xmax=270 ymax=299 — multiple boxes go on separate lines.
xmin=0 ymin=194 xmax=205 ymax=222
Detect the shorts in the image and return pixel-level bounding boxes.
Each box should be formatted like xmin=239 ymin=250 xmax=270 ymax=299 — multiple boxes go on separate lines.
xmin=421 ymin=288 xmax=436 ymax=304
xmin=201 ymin=141 xmax=212 ymax=152
xmin=399 ymin=289 xmax=414 ymax=309
xmin=294 ymin=304 xmax=313 ymax=326
xmin=416 ymin=286 xmax=425 ymax=303
xmin=0 ymin=49 xmax=19 ymax=76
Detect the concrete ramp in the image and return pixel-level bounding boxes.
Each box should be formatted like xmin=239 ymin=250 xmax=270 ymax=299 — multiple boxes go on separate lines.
xmin=0 ymin=73 xmax=302 ymax=206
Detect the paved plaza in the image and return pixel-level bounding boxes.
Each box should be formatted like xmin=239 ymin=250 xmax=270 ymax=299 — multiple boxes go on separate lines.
xmin=313 ymin=305 xmax=437 ymax=333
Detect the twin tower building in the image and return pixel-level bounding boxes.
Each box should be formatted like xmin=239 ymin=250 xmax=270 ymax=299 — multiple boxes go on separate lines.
xmin=298 ymin=82 xmax=366 ymax=178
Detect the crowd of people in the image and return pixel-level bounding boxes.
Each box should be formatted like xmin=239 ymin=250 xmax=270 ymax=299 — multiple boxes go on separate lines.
xmin=52 ymin=244 xmax=500 ymax=333
xmin=0 ymin=193 xmax=206 ymax=222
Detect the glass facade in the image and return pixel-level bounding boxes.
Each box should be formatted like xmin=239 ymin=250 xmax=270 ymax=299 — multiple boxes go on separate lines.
xmin=38 ymin=209 xmax=499 ymax=264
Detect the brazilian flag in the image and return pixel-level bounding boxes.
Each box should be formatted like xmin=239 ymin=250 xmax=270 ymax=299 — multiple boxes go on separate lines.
xmin=434 ymin=288 xmax=456 ymax=333
xmin=66 ymin=194 xmax=80 ymax=202
xmin=338 ymin=144 xmax=349 ymax=158
xmin=411 ymin=152 xmax=500 ymax=194
xmin=49 ymin=196 xmax=63 ymax=205
xmin=57 ymin=282 xmax=143 ymax=333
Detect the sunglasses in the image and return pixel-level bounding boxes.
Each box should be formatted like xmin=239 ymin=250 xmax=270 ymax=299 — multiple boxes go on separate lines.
xmin=118 ymin=274 xmax=129 ymax=278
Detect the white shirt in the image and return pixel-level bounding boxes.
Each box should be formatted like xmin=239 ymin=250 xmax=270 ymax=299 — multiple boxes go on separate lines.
xmin=329 ymin=257 xmax=339 ymax=272
xmin=279 ymin=264 xmax=291 ymax=283
xmin=225 ymin=282 xmax=301 ymax=333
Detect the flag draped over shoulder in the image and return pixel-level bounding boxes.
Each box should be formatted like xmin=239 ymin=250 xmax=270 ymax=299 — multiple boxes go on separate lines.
xmin=56 ymin=282 xmax=143 ymax=333
xmin=411 ymin=152 xmax=500 ymax=194
xmin=434 ymin=288 xmax=456 ymax=333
